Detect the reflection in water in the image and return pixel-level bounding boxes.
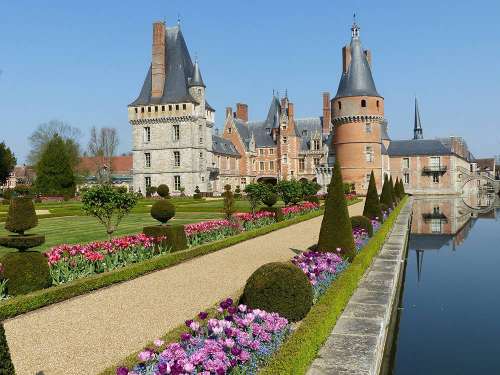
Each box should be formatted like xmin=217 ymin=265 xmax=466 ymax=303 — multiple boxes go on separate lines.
xmin=387 ymin=193 xmax=500 ymax=375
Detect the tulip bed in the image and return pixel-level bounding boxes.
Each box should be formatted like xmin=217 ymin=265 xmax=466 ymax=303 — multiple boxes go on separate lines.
xmin=281 ymin=202 xmax=320 ymax=220
xmin=233 ymin=211 xmax=276 ymax=231
xmin=118 ymin=298 xmax=290 ymax=375
xmin=184 ymin=220 xmax=241 ymax=247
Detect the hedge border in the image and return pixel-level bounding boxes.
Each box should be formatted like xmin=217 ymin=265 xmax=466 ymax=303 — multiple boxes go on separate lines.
xmin=0 ymin=199 xmax=361 ymax=321
xmin=258 ymin=196 xmax=408 ymax=374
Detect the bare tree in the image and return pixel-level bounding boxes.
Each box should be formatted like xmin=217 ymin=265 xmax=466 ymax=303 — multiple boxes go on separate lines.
xmin=28 ymin=120 xmax=82 ymax=168
xmin=87 ymin=127 xmax=119 ymax=183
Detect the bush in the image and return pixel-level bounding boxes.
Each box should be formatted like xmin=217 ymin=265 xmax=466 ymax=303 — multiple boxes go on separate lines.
xmin=390 ymin=175 xmax=398 ymax=204
xmin=0 ymin=322 xmax=15 ymax=375
xmin=261 ymin=185 xmax=278 ymax=207
xmin=143 ymin=224 xmax=187 ymax=252
xmin=150 ymin=199 xmax=175 ymax=224
xmin=300 ymin=180 xmax=321 ymax=198
xmin=5 ymin=197 xmax=37 ymax=235
xmin=381 ymin=203 xmax=389 ymax=212
xmin=242 ymin=262 xmax=313 ymax=322
xmin=193 ymin=186 xmax=202 ymax=200
xmin=350 ymin=215 xmax=373 ymax=237
xmin=317 ymin=160 xmax=356 ymax=260
xmin=1 ymin=251 xmax=51 ymax=296
xmin=0 ymin=234 xmax=45 ymax=251
xmin=276 ymin=179 xmax=303 ymax=205
xmin=304 ymin=195 xmax=320 ymax=204
xmin=222 ymin=185 xmax=235 ymax=219
xmin=363 ymin=170 xmax=383 ymax=222
xmin=157 ymin=184 xmax=170 ymax=198
xmin=146 ymin=186 xmax=157 ymax=198
xmin=244 ymin=183 xmax=264 ymax=214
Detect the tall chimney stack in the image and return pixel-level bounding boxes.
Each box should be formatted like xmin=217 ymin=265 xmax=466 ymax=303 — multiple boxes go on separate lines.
xmin=342 ymin=45 xmax=351 ymax=74
xmin=322 ymin=92 xmax=331 ymax=134
xmin=151 ymin=21 xmax=166 ymax=98
xmin=236 ymin=103 xmax=248 ymax=122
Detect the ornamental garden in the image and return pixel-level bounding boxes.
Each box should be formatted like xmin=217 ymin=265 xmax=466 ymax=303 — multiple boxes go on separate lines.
xmin=0 ymin=161 xmax=406 ymax=375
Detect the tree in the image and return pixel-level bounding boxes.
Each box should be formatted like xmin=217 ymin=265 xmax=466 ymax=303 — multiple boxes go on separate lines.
xmin=28 ymin=120 xmax=81 ymax=168
xmin=81 ymin=184 xmax=138 ymax=240
xmin=380 ymin=174 xmax=394 ymax=210
xmin=244 ymin=183 xmax=264 ymax=214
xmin=0 ymin=142 xmax=16 ymax=186
xmin=34 ymin=134 xmax=76 ymax=197
xmin=87 ymin=126 xmax=119 ymax=182
xmin=399 ymin=178 xmax=406 ymax=197
xmin=300 ymin=179 xmax=321 ymax=199
xmin=317 ymin=160 xmax=356 ymax=260
xmin=389 ymin=175 xmax=397 ymax=204
xmin=276 ymin=179 xmax=303 ymax=205
xmin=0 ymin=322 xmax=15 ymax=374
xmin=363 ymin=170 xmax=383 ymax=221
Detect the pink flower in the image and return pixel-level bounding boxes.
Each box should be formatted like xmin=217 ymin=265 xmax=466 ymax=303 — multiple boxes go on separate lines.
xmin=138 ymin=349 xmax=154 ymax=362
xmin=153 ymin=339 xmax=165 ymax=347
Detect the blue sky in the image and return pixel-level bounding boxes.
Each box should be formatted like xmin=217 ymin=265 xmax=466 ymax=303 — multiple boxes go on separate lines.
xmin=1 ymin=0 xmax=499 ymax=162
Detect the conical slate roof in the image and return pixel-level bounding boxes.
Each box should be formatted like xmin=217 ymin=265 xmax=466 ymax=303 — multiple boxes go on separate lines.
xmin=335 ymin=23 xmax=380 ymax=98
xmin=189 ymin=60 xmax=205 ymax=87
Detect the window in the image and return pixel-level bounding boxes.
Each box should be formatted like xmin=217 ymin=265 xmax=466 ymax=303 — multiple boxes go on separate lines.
xmin=430 ymin=157 xmax=441 ymax=168
xmin=201 ymin=176 xmax=205 ymax=182
xmin=259 ymin=149 xmax=264 ymax=156
xmin=314 ymin=158 xmax=320 ymax=167
xmin=228 ymin=127 xmax=232 ymax=134
xmin=404 ymin=172 xmax=410 ymax=184
xmin=269 ymin=149 xmax=274 ymax=155
xmin=269 ymin=161 xmax=274 ymax=170
xmin=141 ymin=107 xmax=145 ymax=113
xmin=432 ymin=174 xmax=440 ymax=183
xmin=365 ymin=174 xmax=371 ymax=184
xmin=313 ymin=139 xmax=320 ymax=151
xmin=241 ymin=178 xmax=247 ymax=185
xmin=155 ymin=106 xmax=158 ymax=112
xmin=169 ymin=105 xmax=172 ymax=111
xmin=282 ymin=136 xmax=288 ymax=144
xmin=290 ymin=171 xmax=294 ymax=176
xmin=402 ymin=158 xmax=410 ymax=169
xmin=162 ymin=105 xmax=165 ymax=111
xmin=175 ymin=104 xmax=179 ymax=110
xmin=134 ymin=108 xmax=138 ymax=113
xmin=173 ymin=125 xmax=180 ymax=141
xmin=174 ymin=176 xmax=181 ymax=191
xmin=283 ymin=155 xmax=288 ymax=164
xmin=338 ymin=101 xmax=342 ymax=110
xmin=361 ymin=99 xmax=367 ymax=107
xmin=199 ymin=137 xmax=203 ymax=144
xmin=143 ymin=127 xmax=151 ymax=142
xmin=174 ymin=151 xmax=180 ymax=167
xmin=145 ymin=176 xmax=151 ymax=188
xmin=148 ymin=106 xmax=151 ymax=112
xmin=144 ymin=153 xmax=151 ymax=168
xmin=266 ymin=128 xmax=271 ymax=134
xmin=199 ymin=152 xmax=203 ymax=158
xmin=260 ymin=161 xmax=265 ymax=171
xmin=299 ymin=159 xmax=305 ymax=171
xmin=376 ymin=100 xmax=380 ymax=109
xmin=182 ymin=104 xmax=186 ymax=110
xmin=365 ymin=123 xmax=372 ymax=133
xmin=282 ymin=125 xmax=287 ymax=130
xmin=430 ymin=219 xmax=442 ymax=233
xmin=365 ymin=146 xmax=374 ymax=162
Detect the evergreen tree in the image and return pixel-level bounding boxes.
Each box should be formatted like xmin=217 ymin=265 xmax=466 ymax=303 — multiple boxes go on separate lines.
xmin=380 ymin=174 xmax=394 ymax=210
xmin=34 ymin=134 xmax=76 ymax=197
xmin=0 ymin=142 xmax=16 ymax=186
xmin=0 ymin=322 xmax=15 ymax=374
xmin=317 ymin=160 xmax=356 ymax=260
xmin=363 ymin=170 xmax=383 ymax=221
xmin=399 ymin=178 xmax=406 ymax=197
xmin=389 ymin=175 xmax=397 ymax=204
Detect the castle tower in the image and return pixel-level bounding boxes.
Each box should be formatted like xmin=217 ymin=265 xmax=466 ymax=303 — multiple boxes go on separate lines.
xmin=331 ymin=20 xmax=385 ymax=192
xmin=413 ymin=97 xmax=423 ymax=139
xmin=128 ymin=21 xmax=215 ymax=196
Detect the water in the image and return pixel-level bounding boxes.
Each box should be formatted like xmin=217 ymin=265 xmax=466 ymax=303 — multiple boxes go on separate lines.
xmin=388 ymin=195 xmax=500 ymax=375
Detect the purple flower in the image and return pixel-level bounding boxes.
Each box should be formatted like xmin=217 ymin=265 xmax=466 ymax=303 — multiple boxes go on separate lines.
xmin=198 ymin=311 xmax=208 ymax=320
xmin=116 ymin=367 xmax=128 ymax=375
xmin=138 ymin=349 xmax=154 ymax=362
xmin=180 ymin=332 xmax=191 ymax=341
xmin=231 ymin=346 xmax=242 ymax=356
xmin=227 ymin=306 xmax=237 ymax=314
xmin=185 ymin=319 xmax=193 ymax=327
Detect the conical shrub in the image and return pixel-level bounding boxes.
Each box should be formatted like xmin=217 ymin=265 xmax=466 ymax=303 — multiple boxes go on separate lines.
xmin=394 ymin=177 xmax=402 ymax=199
xmin=317 ymin=160 xmax=356 ymax=260
xmin=363 ymin=170 xmax=383 ymax=222
xmin=380 ymin=174 xmax=394 ymax=210
xmin=0 ymin=322 xmax=15 ymax=374
xmin=400 ymin=178 xmax=406 ymax=196
xmin=389 ymin=176 xmax=397 ymax=205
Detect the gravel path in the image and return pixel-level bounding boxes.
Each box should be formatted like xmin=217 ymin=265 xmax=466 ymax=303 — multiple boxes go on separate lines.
xmin=4 ymin=201 xmax=364 ymax=375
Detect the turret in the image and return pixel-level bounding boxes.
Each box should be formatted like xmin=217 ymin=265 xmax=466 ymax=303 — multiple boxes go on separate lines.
xmin=188 ymin=59 xmax=206 ymax=114
xmin=413 ymin=98 xmax=423 ymax=140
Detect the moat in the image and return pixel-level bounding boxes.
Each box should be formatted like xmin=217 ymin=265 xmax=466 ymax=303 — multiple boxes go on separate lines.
xmin=386 ymin=195 xmax=500 ymax=374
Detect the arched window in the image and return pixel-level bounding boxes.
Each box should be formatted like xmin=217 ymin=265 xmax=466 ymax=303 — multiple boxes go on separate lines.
xmin=338 ymin=101 xmax=342 ymax=110
xmin=361 ymin=99 xmax=367 ymax=108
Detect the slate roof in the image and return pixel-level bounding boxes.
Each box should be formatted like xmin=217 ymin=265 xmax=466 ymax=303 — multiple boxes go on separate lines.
xmin=77 ymin=156 xmax=133 ymax=175
xmin=295 ymin=118 xmax=327 ymax=151
xmin=335 ymin=25 xmax=380 ymax=98
xmin=387 ymin=139 xmax=452 ymax=157
xmin=409 ymin=234 xmax=452 ymax=250
xmin=212 ymin=135 xmax=240 ymax=156
xmin=130 ymin=26 xmax=213 ymax=111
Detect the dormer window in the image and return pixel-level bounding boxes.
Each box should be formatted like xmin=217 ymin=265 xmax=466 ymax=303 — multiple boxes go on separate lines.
xmin=134 ymin=108 xmax=138 ymax=113
xmin=228 ymin=127 xmax=232 ymax=134
xmin=302 ymin=130 xmax=308 ymax=136
xmin=141 ymin=107 xmax=145 ymax=113
xmin=162 ymin=105 xmax=165 ymax=111
xmin=183 ymin=104 xmax=187 ymax=110
xmin=175 ymin=104 xmax=179 ymax=110
xmin=155 ymin=106 xmax=158 ymax=112
xmin=313 ymin=139 xmax=320 ymax=151
xmin=148 ymin=107 xmax=151 ymax=112
xmin=361 ymin=99 xmax=367 ymax=108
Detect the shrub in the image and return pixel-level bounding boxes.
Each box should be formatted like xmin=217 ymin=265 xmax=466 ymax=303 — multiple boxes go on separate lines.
xmin=399 ymin=178 xmax=406 ymax=196
xmin=300 ymin=180 xmax=321 ymax=198
xmin=244 ymin=183 xmax=264 ymax=214
xmin=363 ymin=170 xmax=383 ymax=222
xmin=242 ymin=262 xmax=313 ymax=322
xmin=143 ymin=224 xmax=187 ymax=252
xmin=150 ymin=199 xmax=175 ymax=224
xmin=390 ymin=175 xmax=398 ymax=204
xmin=1 ymin=251 xmax=51 ymax=296
xmin=350 ymin=215 xmax=373 ymax=237
xmin=0 ymin=322 xmax=15 ymax=375
xmin=156 ymin=184 xmax=170 ymax=198
xmin=276 ymin=179 xmax=303 ymax=205
xmin=317 ymin=160 xmax=356 ymax=260
xmin=0 ymin=235 xmax=45 ymax=251
xmin=5 ymin=197 xmax=37 ymax=235
xmin=261 ymin=185 xmax=278 ymax=207
xmin=304 ymin=195 xmax=320 ymax=204
xmin=380 ymin=174 xmax=394 ymax=210
xmin=193 ymin=186 xmax=202 ymax=199
xmin=342 ymin=182 xmax=352 ymax=195
xmin=222 ymin=185 xmax=235 ymax=219
xmin=146 ymin=186 xmax=157 ymax=198
xmin=13 ymin=184 xmax=32 ymax=197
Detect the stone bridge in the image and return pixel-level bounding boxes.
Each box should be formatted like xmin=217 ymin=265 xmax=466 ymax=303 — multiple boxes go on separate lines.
xmin=456 ymin=166 xmax=500 ymax=194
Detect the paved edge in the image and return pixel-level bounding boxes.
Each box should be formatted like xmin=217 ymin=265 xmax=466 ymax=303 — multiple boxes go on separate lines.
xmin=307 ymin=199 xmax=413 ymax=375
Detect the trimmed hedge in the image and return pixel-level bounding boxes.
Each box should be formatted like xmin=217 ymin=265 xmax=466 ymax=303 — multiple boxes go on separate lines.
xmin=5 ymin=197 xmax=37 ymax=235
xmin=1 ymin=251 xmax=51 ymax=296
xmin=0 ymin=322 xmax=15 ymax=374
xmin=350 ymin=215 xmax=373 ymax=237
xmin=0 ymin=202 xmax=354 ymax=320
xmin=0 ymin=234 xmax=45 ymax=251
xmin=150 ymin=200 xmax=175 ymax=224
xmin=259 ymin=196 xmax=408 ymax=375
xmin=242 ymin=262 xmax=313 ymax=322
xmin=143 ymin=224 xmax=187 ymax=252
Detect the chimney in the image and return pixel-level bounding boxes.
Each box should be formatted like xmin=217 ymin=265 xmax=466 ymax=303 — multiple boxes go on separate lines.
xmin=364 ymin=49 xmax=372 ymax=66
xmin=236 ymin=103 xmax=248 ymax=122
xmin=342 ymin=45 xmax=351 ymax=74
xmin=322 ymin=92 xmax=331 ymax=134
xmin=287 ymin=102 xmax=294 ymax=123
xmin=225 ymin=106 xmax=233 ymax=118
xmin=151 ymin=21 xmax=166 ymax=98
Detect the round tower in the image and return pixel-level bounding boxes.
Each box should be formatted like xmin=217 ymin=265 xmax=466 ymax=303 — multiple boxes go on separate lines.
xmin=331 ymin=21 xmax=385 ymax=193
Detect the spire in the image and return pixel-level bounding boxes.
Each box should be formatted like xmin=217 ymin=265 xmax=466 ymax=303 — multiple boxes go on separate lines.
xmin=335 ymin=19 xmax=380 ymax=98
xmin=413 ymin=97 xmax=423 ymax=139
xmin=189 ymin=58 xmax=205 ymax=87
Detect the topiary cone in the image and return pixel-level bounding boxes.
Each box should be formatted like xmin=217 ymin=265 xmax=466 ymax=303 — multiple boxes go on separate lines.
xmin=363 ymin=170 xmax=383 ymax=222
xmin=0 ymin=322 xmax=15 ymax=374
xmin=380 ymin=174 xmax=394 ymax=210
xmin=5 ymin=197 xmax=37 ymax=235
xmin=317 ymin=160 xmax=356 ymax=260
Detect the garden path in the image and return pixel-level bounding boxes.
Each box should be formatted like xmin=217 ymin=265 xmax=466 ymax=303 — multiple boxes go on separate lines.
xmin=4 ymin=200 xmax=364 ymax=375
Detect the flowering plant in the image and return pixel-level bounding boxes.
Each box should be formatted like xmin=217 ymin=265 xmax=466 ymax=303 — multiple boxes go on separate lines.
xmin=117 ymin=298 xmax=290 ymax=375
xmin=281 ymin=202 xmax=319 ymax=220
xmin=232 ymin=211 xmax=275 ymax=231
xmin=44 ymin=234 xmax=167 ymax=285
xmin=184 ymin=220 xmax=241 ymax=247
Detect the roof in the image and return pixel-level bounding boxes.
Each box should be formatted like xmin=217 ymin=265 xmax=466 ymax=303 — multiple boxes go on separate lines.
xmin=77 ymin=156 xmax=132 ymax=175
xmin=130 ymin=26 xmax=211 ymax=108
xmin=409 ymin=234 xmax=453 ymax=250
xmin=212 ymin=135 xmax=240 ymax=156
xmin=335 ymin=24 xmax=380 ymax=98
xmin=475 ymin=158 xmax=495 ymax=171
xmin=381 ymin=120 xmax=391 ymax=141
xmin=295 ymin=118 xmax=326 ymax=151
xmin=387 ymin=139 xmax=452 ymax=157
xmin=189 ymin=60 xmax=205 ymax=87
xmin=11 ymin=165 xmax=36 ymax=179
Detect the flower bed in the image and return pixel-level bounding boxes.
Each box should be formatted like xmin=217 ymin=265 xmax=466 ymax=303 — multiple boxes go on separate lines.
xmin=185 ymin=220 xmax=241 ymax=247
xmin=233 ymin=211 xmax=275 ymax=231
xmin=281 ymin=202 xmax=319 ymax=220
xmin=45 ymin=234 xmax=167 ymax=285
xmin=118 ymin=298 xmax=290 ymax=375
